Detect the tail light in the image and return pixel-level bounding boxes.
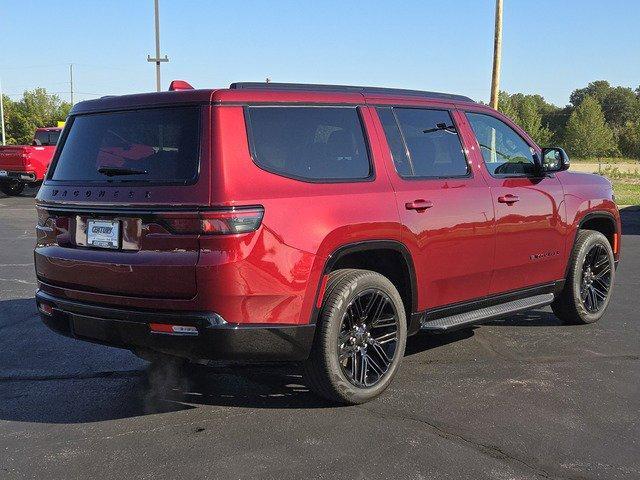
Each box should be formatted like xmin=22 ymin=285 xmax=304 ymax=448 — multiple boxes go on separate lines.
xmin=161 ymin=207 xmax=264 ymax=235
xmin=36 ymin=207 xmax=56 ymax=228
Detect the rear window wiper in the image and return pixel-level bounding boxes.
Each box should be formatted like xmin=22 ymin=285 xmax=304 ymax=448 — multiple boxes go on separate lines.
xmin=97 ymin=166 xmax=148 ymax=177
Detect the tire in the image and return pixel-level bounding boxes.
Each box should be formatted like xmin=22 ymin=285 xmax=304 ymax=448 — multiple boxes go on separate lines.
xmin=551 ymin=230 xmax=615 ymax=324
xmin=0 ymin=180 xmax=25 ymax=196
xmin=303 ymin=269 xmax=407 ymax=404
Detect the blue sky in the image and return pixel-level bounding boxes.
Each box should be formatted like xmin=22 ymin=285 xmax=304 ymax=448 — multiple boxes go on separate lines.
xmin=1 ymin=0 xmax=638 ymax=106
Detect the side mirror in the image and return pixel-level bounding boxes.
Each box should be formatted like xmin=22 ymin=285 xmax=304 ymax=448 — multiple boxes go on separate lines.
xmin=541 ymin=147 xmax=570 ymax=172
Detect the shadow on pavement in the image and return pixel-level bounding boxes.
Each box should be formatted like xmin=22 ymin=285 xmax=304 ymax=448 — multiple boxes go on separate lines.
xmin=0 ymin=296 xmax=579 ymax=425
xmin=483 ymin=308 xmax=563 ymax=327
xmin=0 ymin=186 xmax=39 ymax=199
xmin=620 ymin=206 xmax=640 ymax=235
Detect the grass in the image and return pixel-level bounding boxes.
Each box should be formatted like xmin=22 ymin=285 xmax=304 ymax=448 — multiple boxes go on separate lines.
xmin=572 ymin=156 xmax=640 ymax=164
xmin=612 ymin=181 xmax=640 ymax=206
xmin=598 ymin=165 xmax=640 ymax=205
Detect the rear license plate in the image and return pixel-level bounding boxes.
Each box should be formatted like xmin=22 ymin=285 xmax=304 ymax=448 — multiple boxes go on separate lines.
xmin=0 ymin=170 xmax=7 ymax=177
xmin=87 ymin=219 xmax=120 ymax=249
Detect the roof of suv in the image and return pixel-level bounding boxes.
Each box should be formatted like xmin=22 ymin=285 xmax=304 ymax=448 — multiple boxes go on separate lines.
xmin=70 ymin=82 xmax=477 ymax=115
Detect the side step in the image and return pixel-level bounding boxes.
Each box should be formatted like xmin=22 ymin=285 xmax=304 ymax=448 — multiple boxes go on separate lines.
xmin=420 ymin=293 xmax=554 ymax=332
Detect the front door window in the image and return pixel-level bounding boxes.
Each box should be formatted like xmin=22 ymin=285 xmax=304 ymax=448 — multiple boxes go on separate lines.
xmin=466 ymin=112 xmax=536 ymax=177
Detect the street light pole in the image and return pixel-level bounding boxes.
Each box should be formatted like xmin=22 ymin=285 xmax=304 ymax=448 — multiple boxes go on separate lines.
xmin=69 ymin=64 xmax=74 ymax=105
xmin=147 ymin=0 xmax=169 ymax=92
xmin=0 ymin=78 xmax=5 ymax=146
xmin=490 ymin=0 xmax=503 ymax=110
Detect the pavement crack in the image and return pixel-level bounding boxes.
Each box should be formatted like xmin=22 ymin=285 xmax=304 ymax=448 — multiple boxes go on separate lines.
xmin=0 ymin=369 xmax=143 ymax=383
xmin=358 ymin=405 xmax=578 ymax=480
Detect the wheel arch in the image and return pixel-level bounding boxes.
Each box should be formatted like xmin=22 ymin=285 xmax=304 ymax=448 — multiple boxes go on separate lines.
xmin=312 ymin=240 xmax=418 ymax=329
xmin=578 ymin=211 xmax=618 ymax=251
xmin=563 ymin=211 xmax=619 ymax=279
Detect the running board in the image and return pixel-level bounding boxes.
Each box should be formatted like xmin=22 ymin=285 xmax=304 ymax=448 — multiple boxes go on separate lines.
xmin=420 ymin=293 xmax=554 ymax=332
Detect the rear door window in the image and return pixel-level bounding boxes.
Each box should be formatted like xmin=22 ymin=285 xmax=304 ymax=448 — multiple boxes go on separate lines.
xmin=246 ymin=106 xmax=372 ymax=181
xmin=50 ymin=106 xmax=200 ymax=184
xmin=376 ymin=107 xmax=412 ymax=176
xmin=391 ymin=108 xmax=469 ymax=178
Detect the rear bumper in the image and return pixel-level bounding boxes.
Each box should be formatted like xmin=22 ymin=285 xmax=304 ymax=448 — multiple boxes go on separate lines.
xmin=36 ymin=290 xmax=315 ymax=362
xmin=0 ymin=170 xmax=37 ymax=182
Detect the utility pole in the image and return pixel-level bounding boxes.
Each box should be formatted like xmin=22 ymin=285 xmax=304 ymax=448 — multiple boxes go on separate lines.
xmin=69 ymin=64 xmax=74 ymax=105
xmin=490 ymin=0 xmax=503 ymax=109
xmin=0 ymin=78 xmax=5 ymax=146
xmin=147 ymin=0 xmax=169 ymax=92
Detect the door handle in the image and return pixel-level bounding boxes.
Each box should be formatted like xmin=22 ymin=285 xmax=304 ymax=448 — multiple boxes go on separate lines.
xmin=405 ymin=199 xmax=434 ymax=211
xmin=498 ymin=194 xmax=520 ymax=204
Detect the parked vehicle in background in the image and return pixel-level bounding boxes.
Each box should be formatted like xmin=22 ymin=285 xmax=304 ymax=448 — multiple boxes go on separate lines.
xmin=34 ymin=82 xmax=621 ymax=404
xmin=0 ymin=127 xmax=62 ymax=196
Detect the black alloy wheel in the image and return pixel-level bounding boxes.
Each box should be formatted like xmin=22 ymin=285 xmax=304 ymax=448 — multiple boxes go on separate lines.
xmin=338 ymin=289 xmax=399 ymax=388
xmin=580 ymin=243 xmax=612 ymax=313
xmin=304 ymin=269 xmax=407 ymax=404
xmin=551 ymin=229 xmax=616 ymax=325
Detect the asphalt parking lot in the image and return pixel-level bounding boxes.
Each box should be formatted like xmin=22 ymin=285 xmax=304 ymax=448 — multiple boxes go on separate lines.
xmin=1 ymin=189 xmax=638 ymax=480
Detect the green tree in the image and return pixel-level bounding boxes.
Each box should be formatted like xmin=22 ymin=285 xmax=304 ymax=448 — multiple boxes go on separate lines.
xmin=618 ymin=121 xmax=640 ymax=158
xmin=3 ymin=88 xmax=70 ymax=145
xmin=497 ymin=91 xmax=520 ymax=123
xmin=517 ymin=96 xmax=553 ymax=145
xmin=498 ymin=91 xmax=556 ymax=145
xmin=570 ymin=80 xmax=612 ymax=107
xmin=545 ymin=105 xmax=572 ymax=144
xmin=564 ymin=95 xmax=617 ymax=158
xmin=601 ymin=86 xmax=639 ymax=128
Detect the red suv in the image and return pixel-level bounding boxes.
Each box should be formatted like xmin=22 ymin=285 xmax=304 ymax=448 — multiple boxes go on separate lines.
xmin=35 ymin=82 xmax=621 ymax=404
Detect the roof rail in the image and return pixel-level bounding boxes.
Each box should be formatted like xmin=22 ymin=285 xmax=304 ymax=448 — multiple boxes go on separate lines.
xmin=229 ymin=82 xmax=474 ymax=103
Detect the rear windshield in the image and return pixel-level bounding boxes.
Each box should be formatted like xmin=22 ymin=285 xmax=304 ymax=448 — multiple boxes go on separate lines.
xmin=50 ymin=107 xmax=200 ymax=183
xmin=34 ymin=130 xmax=61 ymax=146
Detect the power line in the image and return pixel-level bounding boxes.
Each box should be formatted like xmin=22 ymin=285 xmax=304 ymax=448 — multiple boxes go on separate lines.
xmin=0 ymin=63 xmax=69 ymax=70
xmin=74 ymin=62 xmax=137 ymax=72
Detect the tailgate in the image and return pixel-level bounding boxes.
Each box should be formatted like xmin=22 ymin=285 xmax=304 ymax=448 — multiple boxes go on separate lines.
xmin=34 ymin=104 xmax=212 ymax=301
xmin=0 ymin=147 xmax=28 ymax=170
xmin=35 ymin=208 xmax=200 ymax=299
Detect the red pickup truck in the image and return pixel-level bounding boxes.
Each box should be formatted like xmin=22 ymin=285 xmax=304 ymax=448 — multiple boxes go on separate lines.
xmin=0 ymin=127 xmax=62 ymax=196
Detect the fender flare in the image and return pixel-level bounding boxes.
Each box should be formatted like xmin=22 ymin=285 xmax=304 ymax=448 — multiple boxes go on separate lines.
xmin=577 ymin=211 xmax=617 ymax=231
xmin=310 ymin=240 xmax=418 ymax=324
xmin=563 ymin=211 xmax=618 ymax=279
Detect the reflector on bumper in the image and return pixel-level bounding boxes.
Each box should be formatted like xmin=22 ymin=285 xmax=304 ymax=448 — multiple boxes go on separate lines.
xmin=149 ymin=323 xmax=199 ymax=336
